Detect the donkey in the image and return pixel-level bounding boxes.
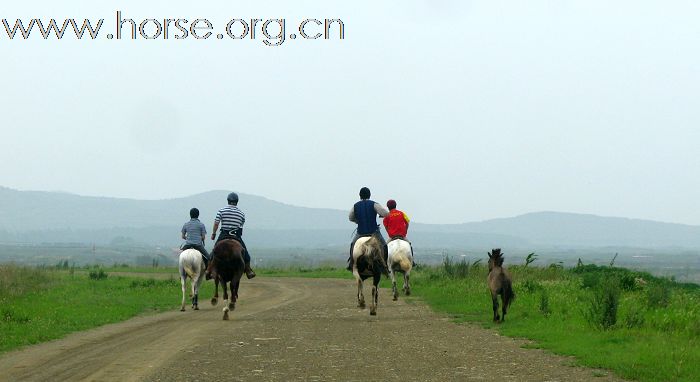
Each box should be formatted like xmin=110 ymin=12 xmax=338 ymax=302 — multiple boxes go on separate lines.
xmin=351 ymin=232 xmax=388 ymax=315
xmin=387 ymin=239 xmax=413 ymax=300
xmin=209 ymin=239 xmax=245 ymax=320
xmin=487 ymin=248 xmax=515 ymax=323
xmin=178 ymin=248 xmax=206 ymax=311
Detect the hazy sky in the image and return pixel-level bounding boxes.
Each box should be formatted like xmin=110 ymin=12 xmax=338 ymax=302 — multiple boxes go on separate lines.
xmin=1 ymin=1 xmax=699 ymax=225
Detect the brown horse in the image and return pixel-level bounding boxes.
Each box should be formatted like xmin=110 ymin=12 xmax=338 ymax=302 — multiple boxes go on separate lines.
xmin=487 ymin=248 xmax=515 ymax=323
xmin=209 ymin=239 xmax=245 ymax=320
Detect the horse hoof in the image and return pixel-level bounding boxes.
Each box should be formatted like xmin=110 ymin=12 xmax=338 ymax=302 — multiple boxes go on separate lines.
xmin=193 ymin=306 xmax=199 ymax=311
xmin=228 ymin=303 xmax=235 ymax=311
xmin=223 ymin=312 xmax=229 ymax=320
xmin=211 ymin=298 xmax=218 ymax=306
xmin=393 ymin=296 xmax=398 ymax=301
xmin=180 ymin=307 xmax=186 ymax=312
xmin=405 ymin=290 xmax=411 ymax=296
xmin=370 ymin=310 xmax=377 ymax=316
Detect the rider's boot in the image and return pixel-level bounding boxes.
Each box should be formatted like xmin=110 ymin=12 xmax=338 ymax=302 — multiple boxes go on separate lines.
xmin=346 ymin=255 xmax=353 ymax=271
xmin=244 ymin=261 xmax=256 ymax=279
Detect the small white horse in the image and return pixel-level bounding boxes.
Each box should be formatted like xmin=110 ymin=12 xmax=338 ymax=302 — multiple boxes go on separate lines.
xmin=352 ymin=233 xmax=387 ymax=316
xmin=178 ymin=249 xmax=206 ymax=311
xmin=387 ymin=239 xmax=413 ymax=300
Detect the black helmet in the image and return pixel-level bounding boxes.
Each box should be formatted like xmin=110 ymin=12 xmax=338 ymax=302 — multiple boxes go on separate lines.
xmin=359 ymin=187 xmax=371 ymax=199
xmin=227 ymin=192 xmax=239 ymax=204
xmin=189 ymin=208 xmax=200 ymax=218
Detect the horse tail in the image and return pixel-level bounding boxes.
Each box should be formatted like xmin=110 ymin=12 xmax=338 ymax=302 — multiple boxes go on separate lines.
xmin=398 ymin=257 xmax=411 ymax=271
xmin=503 ymin=279 xmax=515 ymax=308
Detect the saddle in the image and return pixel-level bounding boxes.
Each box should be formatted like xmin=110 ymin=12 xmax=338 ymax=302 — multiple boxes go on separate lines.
xmin=389 ymin=235 xmax=406 ymax=242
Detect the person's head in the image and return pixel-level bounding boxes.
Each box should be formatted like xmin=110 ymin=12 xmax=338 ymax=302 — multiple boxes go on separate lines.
xmin=359 ymin=187 xmax=371 ymax=200
xmin=189 ymin=208 xmax=200 ymax=218
xmin=227 ymin=192 xmax=239 ymax=205
xmin=387 ymin=199 xmax=397 ymax=210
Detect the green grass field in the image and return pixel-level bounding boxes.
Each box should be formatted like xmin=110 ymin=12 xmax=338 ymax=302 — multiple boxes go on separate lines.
xmin=408 ymin=259 xmax=699 ymax=382
xmin=1 ymin=262 xmax=698 ymax=381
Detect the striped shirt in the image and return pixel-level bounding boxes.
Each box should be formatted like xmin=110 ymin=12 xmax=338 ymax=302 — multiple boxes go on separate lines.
xmin=215 ymin=205 xmax=246 ymax=232
xmin=182 ymin=218 xmax=207 ymax=245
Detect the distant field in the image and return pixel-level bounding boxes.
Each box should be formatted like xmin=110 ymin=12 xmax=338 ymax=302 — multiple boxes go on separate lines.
xmin=1 ymin=243 xmax=699 ymax=283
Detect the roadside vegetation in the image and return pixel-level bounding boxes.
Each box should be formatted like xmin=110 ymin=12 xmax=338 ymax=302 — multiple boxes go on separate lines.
xmin=410 ymin=256 xmax=699 ymax=382
xmin=0 ymin=264 xmax=203 ymax=353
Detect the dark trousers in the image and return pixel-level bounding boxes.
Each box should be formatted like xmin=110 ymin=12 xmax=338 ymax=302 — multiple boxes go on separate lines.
xmin=216 ymin=231 xmax=251 ymax=263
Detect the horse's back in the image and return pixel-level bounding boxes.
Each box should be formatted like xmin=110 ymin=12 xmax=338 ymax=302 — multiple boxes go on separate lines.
xmin=179 ymin=249 xmax=203 ymax=277
xmin=212 ymin=240 xmax=245 ymax=282
xmin=388 ymin=240 xmax=412 ymax=271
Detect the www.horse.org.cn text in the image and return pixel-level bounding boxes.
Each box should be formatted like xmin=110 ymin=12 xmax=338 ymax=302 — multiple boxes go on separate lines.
xmin=0 ymin=11 xmax=345 ymax=46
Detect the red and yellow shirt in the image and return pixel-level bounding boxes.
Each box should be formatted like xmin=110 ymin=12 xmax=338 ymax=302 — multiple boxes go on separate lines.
xmin=383 ymin=209 xmax=410 ymax=238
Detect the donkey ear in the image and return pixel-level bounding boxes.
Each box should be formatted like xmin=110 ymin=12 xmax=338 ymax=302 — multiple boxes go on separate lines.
xmin=487 ymin=252 xmax=492 ymax=258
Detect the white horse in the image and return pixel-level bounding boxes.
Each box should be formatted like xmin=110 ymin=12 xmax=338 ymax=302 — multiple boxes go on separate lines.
xmin=178 ymin=249 xmax=206 ymax=311
xmin=351 ymin=232 xmax=387 ymax=316
xmin=387 ymin=239 xmax=413 ymax=300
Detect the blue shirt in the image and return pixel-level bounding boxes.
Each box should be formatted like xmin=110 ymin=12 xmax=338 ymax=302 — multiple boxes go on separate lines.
xmin=182 ymin=218 xmax=207 ymax=245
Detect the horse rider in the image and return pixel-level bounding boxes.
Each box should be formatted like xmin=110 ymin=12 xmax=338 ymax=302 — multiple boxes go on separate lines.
xmin=208 ymin=192 xmax=256 ymax=279
xmin=347 ymin=187 xmax=389 ymax=271
xmin=181 ymin=208 xmax=210 ymax=268
xmin=383 ymin=199 xmax=416 ymax=266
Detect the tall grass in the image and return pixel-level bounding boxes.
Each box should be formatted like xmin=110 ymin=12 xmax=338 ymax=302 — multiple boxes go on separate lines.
xmin=410 ymin=262 xmax=700 ymax=382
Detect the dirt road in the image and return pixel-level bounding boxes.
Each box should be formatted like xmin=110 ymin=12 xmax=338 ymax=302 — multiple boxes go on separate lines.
xmin=0 ymin=278 xmax=623 ymax=381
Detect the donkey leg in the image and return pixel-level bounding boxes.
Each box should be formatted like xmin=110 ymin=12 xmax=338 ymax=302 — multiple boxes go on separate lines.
xmin=501 ymin=294 xmax=508 ymax=322
xmin=492 ymin=294 xmax=500 ymax=322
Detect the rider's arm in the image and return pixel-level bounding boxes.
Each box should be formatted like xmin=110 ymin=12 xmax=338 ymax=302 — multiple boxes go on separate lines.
xmin=349 ymin=208 xmax=357 ymax=223
xmin=374 ymin=203 xmax=389 ymax=218
xmin=211 ymin=221 xmax=219 ymax=240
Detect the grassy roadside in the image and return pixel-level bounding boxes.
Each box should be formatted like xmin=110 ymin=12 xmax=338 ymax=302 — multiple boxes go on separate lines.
xmin=0 ymin=264 xmax=210 ymax=354
xmin=407 ymin=260 xmax=699 ymax=382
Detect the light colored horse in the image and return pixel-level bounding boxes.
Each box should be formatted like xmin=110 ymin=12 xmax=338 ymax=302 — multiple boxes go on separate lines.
xmin=178 ymin=249 xmax=206 ymax=311
xmin=351 ymin=232 xmax=387 ymax=316
xmin=387 ymin=239 xmax=412 ymax=300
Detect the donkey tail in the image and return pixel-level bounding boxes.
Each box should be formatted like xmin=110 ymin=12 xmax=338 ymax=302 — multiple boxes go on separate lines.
xmin=503 ymin=280 xmax=515 ymax=308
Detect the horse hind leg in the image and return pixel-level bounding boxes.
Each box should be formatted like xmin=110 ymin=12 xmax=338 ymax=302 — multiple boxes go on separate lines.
xmin=180 ymin=274 xmax=187 ymax=312
xmin=222 ymin=282 xmax=231 ymax=320
xmin=228 ymin=280 xmax=236 ymax=312
xmin=404 ymin=273 xmax=411 ymax=296
xmin=211 ymin=277 xmax=219 ymax=306
xmin=389 ymin=268 xmax=398 ymax=301
xmin=370 ymin=273 xmax=380 ymax=316
xmin=357 ymin=278 xmax=365 ymax=309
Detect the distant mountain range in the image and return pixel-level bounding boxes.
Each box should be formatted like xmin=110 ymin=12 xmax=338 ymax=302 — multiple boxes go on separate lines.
xmin=1 ymin=186 xmax=700 ymax=249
